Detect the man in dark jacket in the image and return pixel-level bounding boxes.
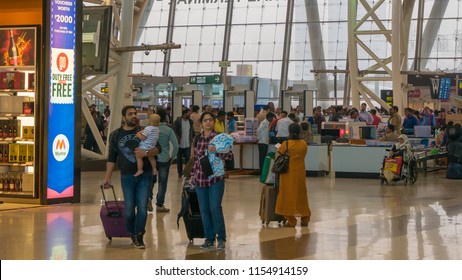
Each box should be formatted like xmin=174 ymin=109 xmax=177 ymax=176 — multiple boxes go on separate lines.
xmin=172 ymin=108 xmax=194 ymax=178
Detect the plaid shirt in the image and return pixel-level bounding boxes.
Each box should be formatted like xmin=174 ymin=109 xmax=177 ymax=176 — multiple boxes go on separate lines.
xmin=191 ymin=130 xmax=232 ymax=187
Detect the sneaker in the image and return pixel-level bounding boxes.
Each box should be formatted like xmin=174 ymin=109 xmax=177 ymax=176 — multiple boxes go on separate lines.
xmin=134 ymin=233 xmax=146 ymax=249
xmin=156 ymin=206 xmax=170 ymax=213
xmin=130 ymin=234 xmax=136 ymax=245
xmin=200 ymin=239 xmax=215 ymax=249
xmin=217 ymin=240 xmax=226 ymax=250
xmin=147 ymin=198 xmax=153 ymax=212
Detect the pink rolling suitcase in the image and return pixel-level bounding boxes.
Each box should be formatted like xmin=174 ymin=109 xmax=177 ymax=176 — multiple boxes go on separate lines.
xmin=100 ymin=185 xmax=130 ymax=240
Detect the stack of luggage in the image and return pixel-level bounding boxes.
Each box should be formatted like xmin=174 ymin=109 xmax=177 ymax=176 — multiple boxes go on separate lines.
xmin=259 ymin=152 xmax=285 ymax=225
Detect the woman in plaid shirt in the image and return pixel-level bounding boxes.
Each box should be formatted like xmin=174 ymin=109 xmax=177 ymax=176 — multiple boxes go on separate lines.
xmin=190 ymin=112 xmax=232 ymax=250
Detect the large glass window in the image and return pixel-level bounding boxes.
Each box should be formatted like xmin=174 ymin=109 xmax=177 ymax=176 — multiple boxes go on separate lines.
xmin=134 ymin=0 xmax=462 ymax=103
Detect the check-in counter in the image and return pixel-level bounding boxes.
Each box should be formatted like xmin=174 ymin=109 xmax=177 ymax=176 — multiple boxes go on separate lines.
xmin=231 ymin=141 xmax=259 ymax=171
xmin=305 ymin=144 xmax=329 ymax=176
xmin=331 ymin=145 xmax=391 ymax=178
xmin=231 ymin=142 xmax=329 ymax=177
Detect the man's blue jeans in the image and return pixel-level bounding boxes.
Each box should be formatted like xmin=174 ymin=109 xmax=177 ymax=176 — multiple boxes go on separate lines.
xmin=177 ymin=147 xmax=191 ymax=176
xmin=120 ymin=172 xmax=153 ymax=234
xmin=148 ymin=161 xmax=171 ymax=207
xmin=195 ymin=180 xmax=226 ymax=242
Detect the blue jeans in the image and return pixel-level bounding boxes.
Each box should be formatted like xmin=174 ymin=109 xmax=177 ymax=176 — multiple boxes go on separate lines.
xmin=149 ymin=161 xmax=171 ymax=207
xmin=195 ymin=180 xmax=226 ymax=242
xmin=120 ymin=172 xmax=153 ymax=234
xmin=177 ymin=147 xmax=191 ymax=176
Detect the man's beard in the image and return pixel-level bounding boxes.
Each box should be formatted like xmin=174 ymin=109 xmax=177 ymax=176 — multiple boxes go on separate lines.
xmin=125 ymin=118 xmax=137 ymax=128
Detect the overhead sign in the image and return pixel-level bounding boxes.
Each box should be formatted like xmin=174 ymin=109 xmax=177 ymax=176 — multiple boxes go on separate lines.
xmin=219 ymin=61 xmax=231 ymax=68
xmin=101 ymin=85 xmax=108 ymax=93
xmin=189 ymin=75 xmax=222 ymax=84
xmin=380 ymin=89 xmax=393 ymax=107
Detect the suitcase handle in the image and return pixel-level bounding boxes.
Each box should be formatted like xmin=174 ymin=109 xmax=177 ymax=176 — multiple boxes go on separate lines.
xmin=100 ymin=185 xmax=122 ymax=217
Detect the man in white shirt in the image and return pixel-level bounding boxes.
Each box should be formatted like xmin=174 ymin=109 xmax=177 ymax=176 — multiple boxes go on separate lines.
xmin=359 ymin=103 xmax=374 ymax=125
xmin=172 ymin=108 xmax=194 ymax=178
xmin=257 ymin=112 xmax=276 ymax=172
xmin=276 ymin=111 xmax=293 ymax=143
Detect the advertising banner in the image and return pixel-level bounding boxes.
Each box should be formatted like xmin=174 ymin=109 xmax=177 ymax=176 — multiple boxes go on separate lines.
xmin=47 ymin=0 xmax=76 ymax=199
xmin=438 ymin=77 xmax=451 ymax=100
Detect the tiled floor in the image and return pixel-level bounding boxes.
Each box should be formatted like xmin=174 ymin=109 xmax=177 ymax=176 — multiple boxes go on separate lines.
xmin=1 ymin=168 xmax=462 ymax=260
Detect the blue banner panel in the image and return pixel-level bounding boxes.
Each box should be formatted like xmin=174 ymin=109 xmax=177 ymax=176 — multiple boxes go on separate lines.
xmin=47 ymin=0 xmax=76 ymax=199
xmin=438 ymin=78 xmax=451 ymax=100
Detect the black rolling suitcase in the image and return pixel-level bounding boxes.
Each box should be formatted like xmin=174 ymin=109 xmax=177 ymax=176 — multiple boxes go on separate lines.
xmin=177 ymin=181 xmax=204 ymax=242
xmin=100 ymin=185 xmax=130 ymax=240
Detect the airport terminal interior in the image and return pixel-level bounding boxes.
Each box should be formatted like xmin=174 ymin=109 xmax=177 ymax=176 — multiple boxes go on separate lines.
xmin=1 ymin=170 xmax=462 ymax=260
xmin=1 ymin=0 xmax=462 ymax=260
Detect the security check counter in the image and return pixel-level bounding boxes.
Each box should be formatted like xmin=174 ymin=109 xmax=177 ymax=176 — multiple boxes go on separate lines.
xmin=331 ymin=141 xmax=394 ymax=178
xmin=229 ymin=139 xmax=329 ymax=177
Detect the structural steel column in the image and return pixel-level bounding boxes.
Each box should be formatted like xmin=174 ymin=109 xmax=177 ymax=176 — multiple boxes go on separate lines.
xmin=392 ymin=0 xmax=404 ymax=112
xmin=305 ymin=0 xmax=328 ymax=100
xmin=413 ymin=0 xmax=425 ymax=71
xmin=347 ymin=0 xmax=360 ymax=108
xmin=221 ymin=0 xmax=234 ymax=90
xmin=279 ymin=0 xmax=295 ymax=103
xmin=419 ymin=0 xmax=449 ymax=70
xmin=109 ymin=1 xmax=135 ymax=137
xmin=162 ymin=0 xmax=177 ymax=76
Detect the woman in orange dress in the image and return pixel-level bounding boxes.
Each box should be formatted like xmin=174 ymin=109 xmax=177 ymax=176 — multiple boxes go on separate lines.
xmin=275 ymin=123 xmax=311 ymax=227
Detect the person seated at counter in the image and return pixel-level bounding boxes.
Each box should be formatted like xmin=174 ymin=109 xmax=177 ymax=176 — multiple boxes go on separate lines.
xmin=299 ymin=121 xmax=313 ymax=144
xmin=402 ymin=107 xmax=419 ymax=131
xmin=329 ymin=106 xmax=344 ymax=122
xmin=379 ymin=123 xmax=399 ymax=142
xmin=349 ymin=110 xmax=361 ymax=122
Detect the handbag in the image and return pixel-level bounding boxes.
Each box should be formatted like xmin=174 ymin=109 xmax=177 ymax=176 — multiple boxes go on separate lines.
xmin=271 ymin=140 xmax=289 ymax=174
xmin=225 ymin=154 xmax=235 ymax=170
xmin=199 ymin=151 xmax=214 ymax=178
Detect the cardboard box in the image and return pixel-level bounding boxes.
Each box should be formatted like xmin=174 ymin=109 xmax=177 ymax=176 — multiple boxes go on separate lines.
xmin=22 ymin=173 xmax=34 ymax=192
xmin=27 ymin=144 xmax=34 ymax=162
xmin=28 ymin=73 xmax=35 ymax=90
xmin=22 ymin=126 xmax=34 ymax=139
xmin=18 ymin=144 xmax=28 ymax=163
xmin=11 ymin=96 xmax=25 ymax=114
xmin=8 ymin=143 xmax=19 ymax=163
xmin=0 ymin=96 xmax=13 ymax=113
xmin=0 ymin=71 xmax=25 ymax=89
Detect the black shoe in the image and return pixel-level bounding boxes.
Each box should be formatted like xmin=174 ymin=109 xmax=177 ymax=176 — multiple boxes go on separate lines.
xmin=134 ymin=233 xmax=146 ymax=249
xmin=200 ymin=239 xmax=215 ymax=249
xmin=130 ymin=234 xmax=137 ymax=245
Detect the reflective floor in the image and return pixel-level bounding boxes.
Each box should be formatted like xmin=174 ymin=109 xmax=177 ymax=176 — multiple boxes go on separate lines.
xmin=1 ymin=168 xmax=462 ymax=260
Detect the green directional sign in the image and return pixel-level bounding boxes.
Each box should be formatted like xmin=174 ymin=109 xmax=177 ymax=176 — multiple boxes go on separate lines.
xmin=190 ymin=75 xmax=222 ymax=84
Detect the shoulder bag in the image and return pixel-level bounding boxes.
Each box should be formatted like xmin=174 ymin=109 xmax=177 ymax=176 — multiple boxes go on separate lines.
xmin=271 ymin=140 xmax=289 ymax=174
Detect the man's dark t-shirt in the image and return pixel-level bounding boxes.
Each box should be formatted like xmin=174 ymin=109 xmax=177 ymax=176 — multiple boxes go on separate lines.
xmin=107 ymin=127 xmax=152 ymax=174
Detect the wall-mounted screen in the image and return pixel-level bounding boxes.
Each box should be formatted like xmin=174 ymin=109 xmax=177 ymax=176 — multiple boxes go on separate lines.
xmin=82 ymin=6 xmax=112 ymax=75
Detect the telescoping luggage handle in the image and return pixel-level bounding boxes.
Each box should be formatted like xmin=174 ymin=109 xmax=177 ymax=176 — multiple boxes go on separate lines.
xmin=100 ymin=184 xmax=122 ymax=217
